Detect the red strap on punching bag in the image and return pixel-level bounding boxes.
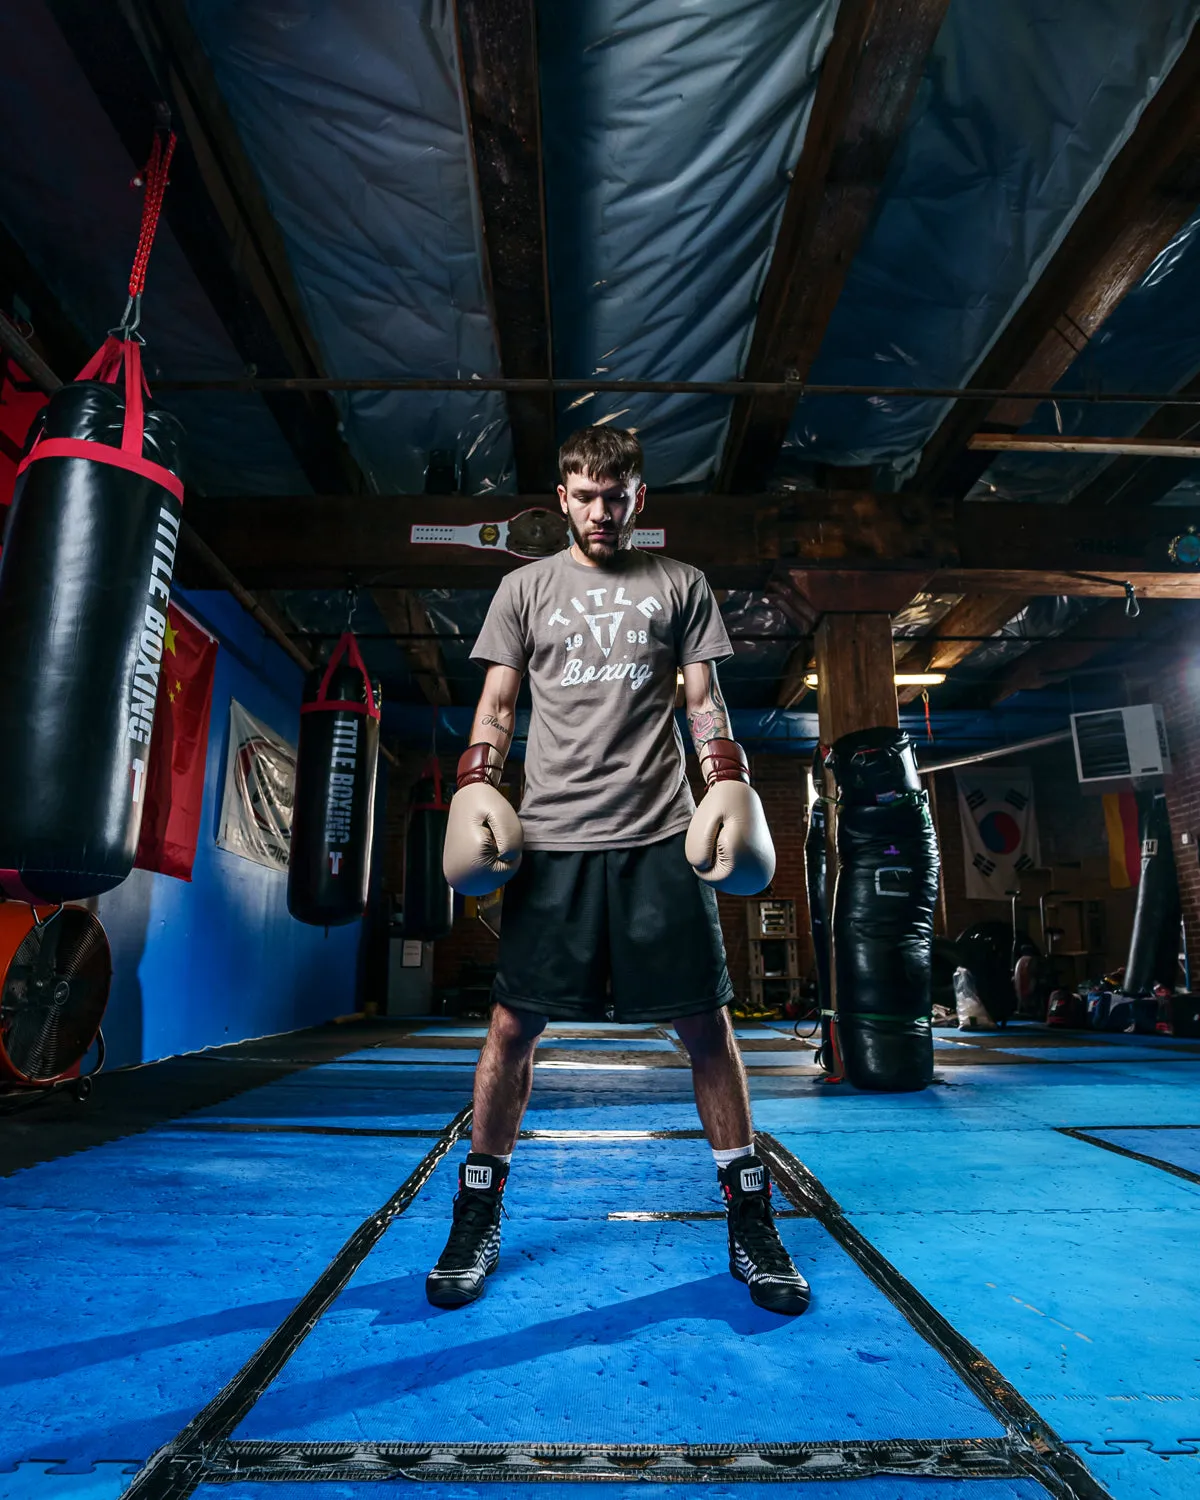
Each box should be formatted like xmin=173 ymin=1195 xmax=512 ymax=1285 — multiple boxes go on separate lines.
xmin=15 ymin=130 xmax=183 ymax=504
xmin=301 ymin=631 xmax=381 ymax=720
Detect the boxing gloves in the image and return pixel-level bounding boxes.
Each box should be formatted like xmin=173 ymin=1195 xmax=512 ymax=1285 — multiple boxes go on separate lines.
xmin=686 ymin=739 xmax=775 ymax=895
xmin=442 ymin=743 xmax=524 ymax=896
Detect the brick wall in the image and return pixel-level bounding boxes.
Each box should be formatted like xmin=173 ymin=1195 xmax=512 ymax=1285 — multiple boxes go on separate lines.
xmin=1156 ymin=658 xmax=1200 ymax=975
xmin=384 ymin=750 xmax=814 ymax=1007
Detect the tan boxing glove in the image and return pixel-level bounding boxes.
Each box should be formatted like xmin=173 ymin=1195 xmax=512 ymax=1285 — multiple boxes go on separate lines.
xmin=685 ymin=739 xmax=775 ymax=895
xmin=442 ymin=743 xmax=524 ymax=896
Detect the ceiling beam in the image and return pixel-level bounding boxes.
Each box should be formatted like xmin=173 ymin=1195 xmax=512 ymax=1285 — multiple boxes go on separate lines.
xmin=893 ymin=592 xmax=1031 ymax=703
xmin=717 ymin=0 xmax=950 ymax=493
xmin=912 ymin=23 xmax=1200 ymax=498
xmin=454 ymin=0 xmax=556 ymax=491
xmin=181 ymin=491 xmax=1200 ymax=594
xmin=371 ymin=590 xmax=452 ymax=707
xmin=1067 ymin=370 xmax=1200 ymax=511
xmin=986 ymin=597 xmax=1167 ymax=702
xmin=44 ymin=0 xmax=363 ymax=494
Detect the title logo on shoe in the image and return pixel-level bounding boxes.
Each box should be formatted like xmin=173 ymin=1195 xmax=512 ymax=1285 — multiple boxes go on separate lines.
xmin=464 ymin=1164 xmax=493 ymax=1190
xmin=740 ymin=1165 xmax=764 ymax=1194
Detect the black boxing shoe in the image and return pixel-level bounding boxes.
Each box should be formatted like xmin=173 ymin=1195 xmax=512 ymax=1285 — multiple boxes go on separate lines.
xmin=719 ymin=1154 xmax=810 ymax=1316
xmin=425 ymin=1154 xmax=508 ymax=1309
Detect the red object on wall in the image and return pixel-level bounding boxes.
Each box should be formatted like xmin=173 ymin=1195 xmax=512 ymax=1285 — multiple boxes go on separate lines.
xmin=0 ymin=349 xmax=49 ymax=506
xmin=134 ymin=603 xmax=219 ymax=881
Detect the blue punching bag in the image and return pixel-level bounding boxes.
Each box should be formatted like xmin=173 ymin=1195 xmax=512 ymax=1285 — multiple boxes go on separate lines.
xmin=288 ymin=632 xmax=381 ymax=926
xmin=0 ymin=337 xmax=184 ymax=902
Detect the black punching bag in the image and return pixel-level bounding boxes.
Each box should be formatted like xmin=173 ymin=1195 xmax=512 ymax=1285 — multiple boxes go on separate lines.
xmin=288 ymin=632 xmax=380 ymax=926
xmin=828 ymin=728 xmax=939 ymax=1092
xmin=1124 ymin=792 xmax=1181 ymax=995
xmin=804 ymin=749 xmax=835 ymax=1071
xmin=403 ymin=757 xmax=454 ymax=940
xmin=0 ymin=338 xmax=184 ymax=902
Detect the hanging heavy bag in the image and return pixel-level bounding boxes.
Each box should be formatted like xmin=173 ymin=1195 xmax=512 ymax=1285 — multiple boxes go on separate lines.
xmin=803 ymin=749 xmax=835 ymax=1072
xmin=403 ymin=757 xmax=454 ymax=941
xmin=0 ymin=335 xmax=185 ymax=902
xmin=288 ymin=633 xmax=381 ymax=926
xmin=1123 ymin=791 xmax=1181 ymax=996
xmin=827 ymin=728 xmax=939 ymax=1092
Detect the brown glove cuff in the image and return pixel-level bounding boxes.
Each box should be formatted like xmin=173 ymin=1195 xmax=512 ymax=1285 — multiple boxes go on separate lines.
xmin=457 ymin=742 xmax=504 ymax=789
xmin=699 ymin=738 xmax=750 ymax=787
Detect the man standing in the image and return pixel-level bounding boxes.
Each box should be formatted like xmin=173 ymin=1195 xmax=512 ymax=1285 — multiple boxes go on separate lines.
xmin=428 ymin=426 xmax=809 ymax=1317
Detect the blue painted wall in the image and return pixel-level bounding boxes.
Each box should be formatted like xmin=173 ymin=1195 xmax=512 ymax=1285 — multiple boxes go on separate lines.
xmin=92 ymin=589 xmax=361 ymax=1069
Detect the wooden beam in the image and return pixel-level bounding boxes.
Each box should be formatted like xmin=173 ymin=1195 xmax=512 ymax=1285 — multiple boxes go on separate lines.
xmin=913 ymin=24 xmax=1200 ymax=498
xmin=45 ymin=0 xmax=363 ymax=493
xmin=182 ymin=491 xmax=1200 ymax=593
xmin=894 ymin=592 xmax=1031 ymax=703
xmin=814 ymin=614 xmax=898 ymax=745
xmin=986 ymin=598 xmax=1166 ymax=703
xmin=454 ymin=0 xmax=556 ymax=491
xmin=1068 ymin=371 xmax=1200 ymax=511
xmin=970 ymin=434 xmax=1200 ymax=459
xmin=777 ymin=644 xmax=815 ymax=710
xmin=371 ymin=590 xmax=453 ymax=707
xmin=718 ymin=0 xmax=949 ymax=492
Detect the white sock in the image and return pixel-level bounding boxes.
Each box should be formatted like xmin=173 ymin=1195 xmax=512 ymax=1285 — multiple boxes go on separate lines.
xmin=494 ymin=1152 xmax=513 ymax=1165
xmin=712 ymin=1143 xmax=755 ymax=1168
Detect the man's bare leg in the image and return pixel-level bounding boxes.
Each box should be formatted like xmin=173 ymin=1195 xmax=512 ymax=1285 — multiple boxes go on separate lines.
xmin=471 ymin=1002 xmax=548 ymax=1153
xmin=674 ymin=1006 xmax=753 ymax=1151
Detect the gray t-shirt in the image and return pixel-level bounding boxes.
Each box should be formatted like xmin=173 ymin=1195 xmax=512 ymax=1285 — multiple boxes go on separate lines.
xmin=471 ymin=548 xmax=732 ymax=849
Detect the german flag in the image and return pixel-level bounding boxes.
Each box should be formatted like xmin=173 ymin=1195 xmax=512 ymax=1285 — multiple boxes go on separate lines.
xmin=1102 ymin=791 xmax=1141 ymax=889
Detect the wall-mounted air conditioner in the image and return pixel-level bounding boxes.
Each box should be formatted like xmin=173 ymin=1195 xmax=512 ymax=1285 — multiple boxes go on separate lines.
xmin=1070 ymin=705 xmax=1171 ymax=786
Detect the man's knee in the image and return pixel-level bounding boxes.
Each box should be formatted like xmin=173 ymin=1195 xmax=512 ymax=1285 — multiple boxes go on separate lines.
xmin=675 ymin=1006 xmax=732 ymax=1061
xmin=489 ymin=1003 xmax=548 ymax=1052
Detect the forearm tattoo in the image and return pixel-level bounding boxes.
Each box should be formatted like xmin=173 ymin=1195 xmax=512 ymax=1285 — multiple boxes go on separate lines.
xmin=687 ymin=666 xmax=731 ymax=751
xmin=480 ymin=713 xmax=512 ymax=741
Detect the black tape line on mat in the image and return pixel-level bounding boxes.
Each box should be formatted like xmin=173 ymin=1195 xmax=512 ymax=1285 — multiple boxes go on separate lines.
xmin=755 ymin=1133 xmax=1114 ymax=1500
xmin=199 ymin=1436 xmax=1024 ymax=1484
xmin=121 ymin=1103 xmax=473 ymax=1500
xmin=1058 ymin=1127 xmax=1200 ymax=1187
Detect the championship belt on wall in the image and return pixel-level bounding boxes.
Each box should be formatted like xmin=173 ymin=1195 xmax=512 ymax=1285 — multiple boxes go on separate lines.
xmin=411 ymin=506 xmax=665 ymax=558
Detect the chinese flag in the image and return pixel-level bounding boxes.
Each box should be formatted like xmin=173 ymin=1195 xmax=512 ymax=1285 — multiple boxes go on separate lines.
xmin=135 ymin=603 xmax=219 ymax=881
xmin=1102 ymin=790 xmax=1142 ymax=890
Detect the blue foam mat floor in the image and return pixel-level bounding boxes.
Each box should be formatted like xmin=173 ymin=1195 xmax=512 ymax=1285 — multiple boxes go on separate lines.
xmin=8 ymin=1022 xmax=1200 ymax=1500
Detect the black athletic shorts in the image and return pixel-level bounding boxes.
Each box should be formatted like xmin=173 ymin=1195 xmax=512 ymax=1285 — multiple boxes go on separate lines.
xmin=492 ymin=831 xmax=734 ymax=1024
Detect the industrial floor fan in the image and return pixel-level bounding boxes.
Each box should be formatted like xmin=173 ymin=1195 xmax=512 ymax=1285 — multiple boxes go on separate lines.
xmin=0 ymin=904 xmax=110 ymax=1102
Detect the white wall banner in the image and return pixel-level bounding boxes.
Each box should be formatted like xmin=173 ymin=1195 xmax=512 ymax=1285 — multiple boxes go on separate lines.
xmin=955 ymin=767 xmax=1041 ymax=901
xmin=217 ymin=700 xmax=296 ymax=871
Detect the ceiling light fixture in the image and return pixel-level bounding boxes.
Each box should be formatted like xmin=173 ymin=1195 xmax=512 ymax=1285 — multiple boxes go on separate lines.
xmin=802 ymin=672 xmax=946 ymax=689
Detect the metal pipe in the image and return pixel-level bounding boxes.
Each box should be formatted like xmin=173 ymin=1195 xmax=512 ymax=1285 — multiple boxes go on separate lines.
xmin=918 ymin=729 xmax=1072 ymax=776
xmin=150 ymin=374 xmax=1200 ymax=406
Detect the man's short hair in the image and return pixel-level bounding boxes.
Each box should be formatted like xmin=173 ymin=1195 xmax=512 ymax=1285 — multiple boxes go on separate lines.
xmin=558 ymin=425 xmax=643 ymax=487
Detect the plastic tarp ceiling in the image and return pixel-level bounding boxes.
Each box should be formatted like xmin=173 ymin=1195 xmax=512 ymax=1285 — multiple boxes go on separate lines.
xmin=967 ymin=206 xmax=1200 ymax=505
xmin=777 ymin=0 xmax=1200 ymax=485
xmin=539 ymin=0 xmax=839 ymax=487
xmin=185 ymin=0 xmax=513 ymax=495
xmin=0 ymin=1 xmax=309 ymax=496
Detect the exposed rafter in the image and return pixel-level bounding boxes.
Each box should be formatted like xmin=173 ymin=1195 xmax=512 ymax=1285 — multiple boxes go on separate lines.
xmin=893 ymin=593 xmax=1032 ymax=703
xmin=987 ymin=598 xmax=1165 ymax=703
xmin=44 ymin=0 xmax=363 ymax=494
xmin=1067 ymin=369 xmax=1200 ymax=511
xmin=454 ymin=0 xmax=556 ymax=491
xmin=717 ymin=0 xmax=950 ymax=493
xmin=913 ymin=23 xmax=1200 ymax=498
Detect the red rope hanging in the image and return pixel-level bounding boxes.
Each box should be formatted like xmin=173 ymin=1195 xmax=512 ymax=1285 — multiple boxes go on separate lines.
xmin=128 ymin=130 xmax=177 ymax=304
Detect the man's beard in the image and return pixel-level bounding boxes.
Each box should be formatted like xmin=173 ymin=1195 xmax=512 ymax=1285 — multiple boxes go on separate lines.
xmin=568 ymin=511 xmax=636 ymax=564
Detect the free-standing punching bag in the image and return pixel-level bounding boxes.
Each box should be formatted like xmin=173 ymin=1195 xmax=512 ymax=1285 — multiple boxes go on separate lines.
xmin=288 ymin=633 xmax=381 ymax=926
xmin=828 ymin=727 xmax=940 ymax=1092
xmin=803 ymin=749 xmax=835 ymax=1072
xmin=403 ymin=757 xmax=454 ymax=941
xmin=0 ymin=337 xmax=185 ymax=902
xmin=1123 ymin=791 xmax=1181 ymax=994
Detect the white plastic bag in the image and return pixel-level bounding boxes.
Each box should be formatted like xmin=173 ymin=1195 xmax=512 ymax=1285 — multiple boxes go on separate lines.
xmin=953 ymin=966 xmax=997 ymax=1031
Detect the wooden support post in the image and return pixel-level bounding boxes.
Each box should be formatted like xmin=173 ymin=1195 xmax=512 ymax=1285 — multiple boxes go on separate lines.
xmin=813 ymin=614 xmax=898 ymax=747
